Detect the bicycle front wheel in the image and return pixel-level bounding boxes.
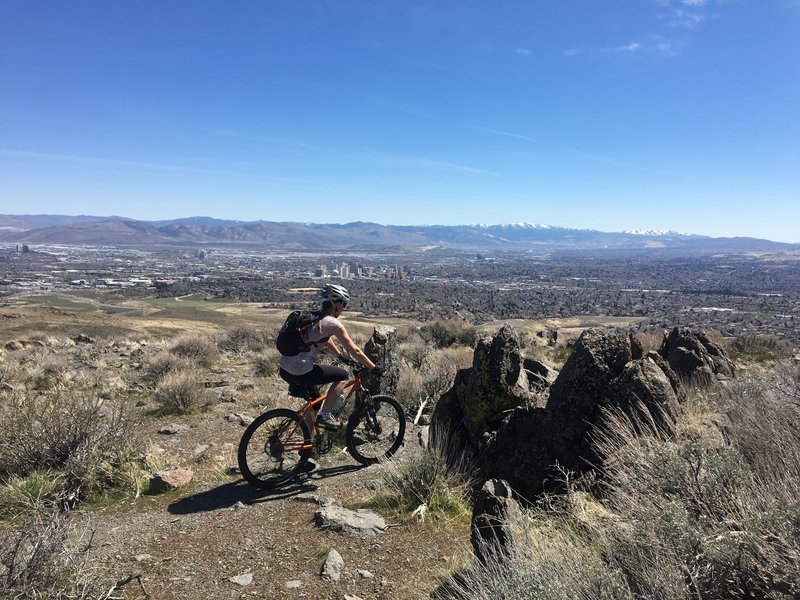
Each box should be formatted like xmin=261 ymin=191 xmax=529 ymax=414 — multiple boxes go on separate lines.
xmin=346 ymin=395 xmax=406 ymax=466
xmin=237 ymin=408 xmax=311 ymax=489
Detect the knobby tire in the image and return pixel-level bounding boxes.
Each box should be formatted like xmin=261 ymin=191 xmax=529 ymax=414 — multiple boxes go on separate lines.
xmin=237 ymin=408 xmax=311 ymax=489
xmin=345 ymin=394 xmax=406 ymax=466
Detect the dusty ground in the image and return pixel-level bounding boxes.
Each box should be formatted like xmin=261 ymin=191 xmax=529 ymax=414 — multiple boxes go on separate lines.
xmin=0 ymin=297 xmax=472 ymax=600
xmin=86 ymin=412 xmax=471 ymax=600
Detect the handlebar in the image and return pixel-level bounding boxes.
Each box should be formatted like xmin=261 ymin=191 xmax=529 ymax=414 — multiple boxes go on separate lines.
xmin=337 ymin=355 xmax=381 ymax=378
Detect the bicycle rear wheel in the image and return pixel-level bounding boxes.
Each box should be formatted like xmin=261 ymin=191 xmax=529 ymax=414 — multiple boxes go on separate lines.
xmin=237 ymin=408 xmax=311 ymax=489
xmin=346 ymin=395 xmax=406 ymax=466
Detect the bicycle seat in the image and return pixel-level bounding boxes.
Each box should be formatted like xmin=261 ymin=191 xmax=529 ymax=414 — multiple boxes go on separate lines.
xmin=288 ymin=383 xmax=320 ymax=399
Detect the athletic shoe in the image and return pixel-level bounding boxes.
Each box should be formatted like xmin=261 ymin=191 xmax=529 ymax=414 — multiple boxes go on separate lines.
xmin=316 ymin=412 xmax=342 ymax=431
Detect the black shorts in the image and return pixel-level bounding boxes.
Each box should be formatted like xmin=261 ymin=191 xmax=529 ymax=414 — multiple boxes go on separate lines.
xmin=279 ymin=364 xmax=348 ymax=388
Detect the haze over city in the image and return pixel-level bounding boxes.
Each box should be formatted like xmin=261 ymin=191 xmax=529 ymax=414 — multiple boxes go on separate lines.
xmin=1 ymin=1 xmax=798 ymax=242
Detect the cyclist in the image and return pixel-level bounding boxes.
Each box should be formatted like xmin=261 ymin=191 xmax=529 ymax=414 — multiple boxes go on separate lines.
xmin=278 ymin=283 xmax=377 ymax=432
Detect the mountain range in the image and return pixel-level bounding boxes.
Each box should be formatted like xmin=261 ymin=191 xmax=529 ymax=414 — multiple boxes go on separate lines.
xmin=0 ymin=214 xmax=796 ymax=253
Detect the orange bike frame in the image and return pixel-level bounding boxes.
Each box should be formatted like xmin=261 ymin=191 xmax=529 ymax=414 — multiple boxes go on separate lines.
xmin=282 ymin=373 xmax=366 ymax=453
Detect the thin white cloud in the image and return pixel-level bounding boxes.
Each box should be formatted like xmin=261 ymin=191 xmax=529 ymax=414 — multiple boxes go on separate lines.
xmin=611 ymin=42 xmax=641 ymax=53
xmin=516 ymin=48 xmax=532 ymax=56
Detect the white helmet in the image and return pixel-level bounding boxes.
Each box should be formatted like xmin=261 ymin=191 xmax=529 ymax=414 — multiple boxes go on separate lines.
xmin=320 ymin=283 xmax=350 ymax=303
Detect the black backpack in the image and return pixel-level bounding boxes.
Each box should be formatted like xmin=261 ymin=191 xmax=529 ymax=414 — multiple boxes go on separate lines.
xmin=275 ymin=310 xmax=326 ymax=356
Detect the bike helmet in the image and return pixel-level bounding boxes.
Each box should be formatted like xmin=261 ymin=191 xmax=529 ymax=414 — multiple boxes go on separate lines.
xmin=320 ymin=283 xmax=350 ymax=303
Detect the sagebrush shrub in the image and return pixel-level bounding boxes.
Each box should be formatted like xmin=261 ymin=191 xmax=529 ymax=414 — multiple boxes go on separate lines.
xmin=217 ymin=326 xmax=271 ymax=354
xmin=0 ymin=504 xmax=106 ymax=599
xmin=154 ymin=371 xmax=211 ymax=414
xmin=253 ymin=348 xmax=279 ymax=378
xmin=0 ymin=392 xmax=143 ymax=501
xmin=728 ymin=333 xmax=794 ymax=362
xmin=419 ymin=320 xmax=478 ymax=348
xmin=168 ymin=333 xmax=219 ymax=367
xmin=377 ymin=426 xmax=474 ymax=521
xmin=143 ymin=352 xmax=196 ymax=384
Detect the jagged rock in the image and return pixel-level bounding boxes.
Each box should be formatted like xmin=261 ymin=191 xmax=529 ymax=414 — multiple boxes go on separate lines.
xmin=4 ymin=341 xmax=20 ymax=351
xmin=363 ymin=325 xmax=400 ymax=396
xmin=73 ymin=333 xmax=94 ymax=344
xmin=522 ymin=356 xmax=558 ymax=393
xmin=294 ymin=493 xmax=332 ymax=506
xmin=471 ymin=479 xmax=523 ymax=564
xmin=358 ymin=569 xmax=374 ymax=579
xmin=314 ymin=505 xmax=387 ymax=535
xmin=614 ymin=353 xmax=680 ymax=435
xmin=432 ymin=325 xmax=534 ymax=451
xmin=320 ymin=549 xmax=344 ymax=582
xmin=480 ymin=328 xmax=687 ymax=500
xmin=148 ymin=469 xmax=193 ymax=493
xmin=659 ymin=327 xmax=736 ymax=383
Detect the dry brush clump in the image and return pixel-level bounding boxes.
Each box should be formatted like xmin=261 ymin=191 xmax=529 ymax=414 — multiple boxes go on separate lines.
xmin=397 ymin=345 xmax=472 ymax=418
xmin=153 ymin=370 xmax=212 ymax=414
xmin=0 ymin=503 xmax=111 ymax=599
xmin=253 ymin=348 xmax=280 ymax=378
xmin=374 ymin=426 xmax=475 ymax=523
xmin=168 ymin=333 xmax=219 ymax=367
xmin=0 ymin=391 xmax=145 ymax=505
xmin=419 ymin=319 xmax=478 ymax=349
xmin=436 ymin=367 xmax=800 ymax=599
xmin=217 ymin=325 xmax=272 ymax=354
xmin=727 ymin=333 xmax=795 ymax=363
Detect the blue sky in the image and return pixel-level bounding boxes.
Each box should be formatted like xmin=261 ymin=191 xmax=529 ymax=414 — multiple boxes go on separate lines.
xmin=1 ymin=1 xmax=798 ymax=242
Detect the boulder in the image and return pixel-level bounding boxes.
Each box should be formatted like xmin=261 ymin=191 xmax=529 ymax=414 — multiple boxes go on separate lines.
xmin=471 ymin=479 xmax=523 ymax=564
xmin=363 ymin=325 xmax=400 ymax=396
xmin=659 ymin=327 xmax=736 ymax=383
xmin=523 ymin=356 xmax=559 ymax=394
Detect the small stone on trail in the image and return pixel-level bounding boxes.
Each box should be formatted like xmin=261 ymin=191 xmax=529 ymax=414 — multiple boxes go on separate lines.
xmin=320 ymin=548 xmax=344 ymax=582
xmin=285 ymin=580 xmax=302 ymax=589
xmin=229 ymin=573 xmax=253 ymax=586
xmin=157 ymin=424 xmax=189 ymax=435
xmin=344 ymin=595 xmax=365 ymax=600
xmin=231 ymin=501 xmax=247 ymax=510
xmin=148 ymin=469 xmax=193 ymax=493
xmin=357 ymin=569 xmax=374 ymax=579
xmin=133 ymin=554 xmax=154 ymax=563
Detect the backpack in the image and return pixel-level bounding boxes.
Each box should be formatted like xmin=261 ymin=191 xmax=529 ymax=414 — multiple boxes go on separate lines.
xmin=275 ymin=310 xmax=326 ymax=356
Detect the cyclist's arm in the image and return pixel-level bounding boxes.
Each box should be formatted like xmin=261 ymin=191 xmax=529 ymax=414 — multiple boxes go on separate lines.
xmin=323 ymin=338 xmax=342 ymax=357
xmin=333 ymin=328 xmax=376 ymax=369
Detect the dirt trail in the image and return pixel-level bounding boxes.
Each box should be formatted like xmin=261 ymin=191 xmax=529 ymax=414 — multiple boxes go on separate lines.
xmin=86 ymin=423 xmax=470 ymax=600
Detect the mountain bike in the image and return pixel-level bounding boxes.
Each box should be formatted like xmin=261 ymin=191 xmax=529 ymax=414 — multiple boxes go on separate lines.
xmin=237 ymin=358 xmax=406 ymax=489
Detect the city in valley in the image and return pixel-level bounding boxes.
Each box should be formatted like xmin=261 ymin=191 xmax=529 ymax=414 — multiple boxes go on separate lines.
xmin=1 ymin=242 xmax=798 ymax=343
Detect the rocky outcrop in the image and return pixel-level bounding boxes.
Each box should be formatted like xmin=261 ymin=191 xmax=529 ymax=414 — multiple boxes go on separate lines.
xmin=433 ymin=325 xmax=733 ymax=502
xmin=431 ymin=325 xmax=540 ymax=451
xmin=660 ymin=327 xmax=736 ymax=383
xmin=363 ymin=325 xmax=400 ymax=396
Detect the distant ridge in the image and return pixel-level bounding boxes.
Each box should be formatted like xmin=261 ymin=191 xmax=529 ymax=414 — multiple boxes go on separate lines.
xmin=0 ymin=214 xmax=795 ymax=253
